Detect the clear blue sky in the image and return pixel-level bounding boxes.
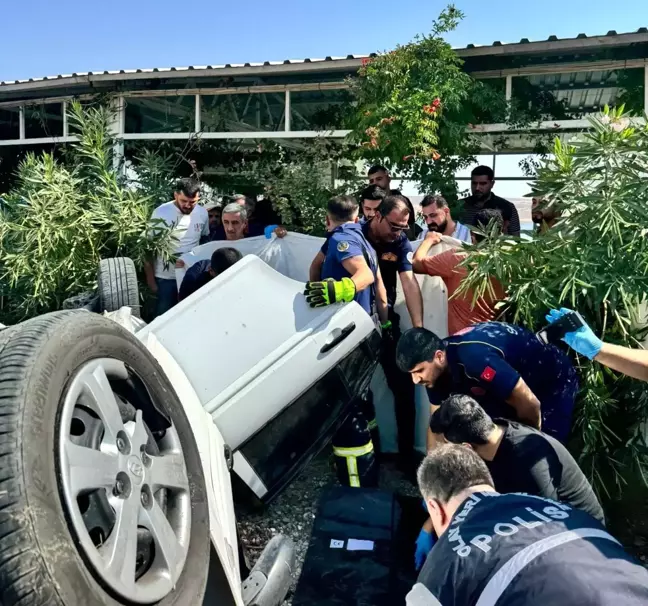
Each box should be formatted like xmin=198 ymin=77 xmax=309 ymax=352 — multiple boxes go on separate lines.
xmin=2 ymin=0 xmax=648 ymax=82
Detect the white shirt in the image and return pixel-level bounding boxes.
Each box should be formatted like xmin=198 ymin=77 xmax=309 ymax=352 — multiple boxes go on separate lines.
xmin=150 ymin=201 xmax=209 ymax=280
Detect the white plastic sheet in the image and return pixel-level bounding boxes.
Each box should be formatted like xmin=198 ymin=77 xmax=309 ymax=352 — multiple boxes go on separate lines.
xmin=177 ymin=232 xmax=459 ymax=453
xmin=176 ymin=232 xmax=322 ymax=288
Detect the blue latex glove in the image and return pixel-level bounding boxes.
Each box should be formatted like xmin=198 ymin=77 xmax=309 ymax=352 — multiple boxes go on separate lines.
xmin=545 ymin=308 xmax=603 ymax=360
xmin=264 ymin=224 xmax=279 ymax=239
xmin=415 ymin=529 xmax=435 ymax=571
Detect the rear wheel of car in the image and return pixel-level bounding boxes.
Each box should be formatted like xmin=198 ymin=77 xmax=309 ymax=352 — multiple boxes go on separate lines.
xmin=98 ymin=257 xmax=141 ymax=317
xmin=0 ymin=311 xmax=210 ymax=605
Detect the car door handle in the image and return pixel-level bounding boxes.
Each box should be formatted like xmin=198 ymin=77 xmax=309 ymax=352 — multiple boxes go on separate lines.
xmin=320 ymin=322 xmax=356 ymax=354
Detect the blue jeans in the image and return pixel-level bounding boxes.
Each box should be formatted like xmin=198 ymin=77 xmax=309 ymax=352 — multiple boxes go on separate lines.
xmin=155 ymin=278 xmax=178 ymax=317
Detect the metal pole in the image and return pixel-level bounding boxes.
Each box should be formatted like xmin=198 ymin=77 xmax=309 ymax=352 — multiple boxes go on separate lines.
xmin=194 ymin=94 xmax=201 ymax=133
xmin=18 ymin=106 xmax=25 ymax=140
xmin=285 ymin=90 xmax=291 ymax=132
xmin=644 ymin=65 xmax=648 ymax=116
xmin=62 ymin=101 xmax=68 ymax=137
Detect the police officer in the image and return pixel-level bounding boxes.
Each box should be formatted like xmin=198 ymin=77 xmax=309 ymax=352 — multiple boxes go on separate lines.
xmin=408 ymin=444 xmax=648 ymax=605
xmin=305 ymin=195 xmax=389 ymax=319
xmin=305 ymin=195 xmax=389 ymax=487
xmin=360 ymin=189 xmax=424 ymax=470
xmin=395 ymin=323 xmax=579 ymax=444
xmin=366 ymin=165 xmax=422 ymax=240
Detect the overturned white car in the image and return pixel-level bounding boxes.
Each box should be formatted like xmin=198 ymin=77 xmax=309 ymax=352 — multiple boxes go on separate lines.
xmin=0 ymin=251 xmax=379 ymax=605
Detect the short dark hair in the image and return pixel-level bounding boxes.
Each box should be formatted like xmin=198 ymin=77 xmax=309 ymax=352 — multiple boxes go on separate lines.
xmin=429 ymin=395 xmax=495 ymax=445
xmin=421 ymin=194 xmax=448 ymax=210
xmin=473 ymin=208 xmax=504 ymax=242
xmin=471 ymin=165 xmax=494 ymax=181
xmin=175 ymin=178 xmax=201 ymax=198
xmin=328 ymin=195 xmax=359 ymax=222
xmin=360 ymin=185 xmax=387 ymax=203
xmin=418 ymin=444 xmax=494 ymax=504
xmin=378 ymin=193 xmax=411 ymax=219
xmin=368 ymin=165 xmax=388 ymax=176
xmin=210 ymin=247 xmax=243 ymax=277
xmin=396 ymin=327 xmax=445 ymax=372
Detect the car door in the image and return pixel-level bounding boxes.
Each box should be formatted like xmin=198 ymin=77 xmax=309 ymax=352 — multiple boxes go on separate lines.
xmin=139 ymin=255 xmax=378 ymax=502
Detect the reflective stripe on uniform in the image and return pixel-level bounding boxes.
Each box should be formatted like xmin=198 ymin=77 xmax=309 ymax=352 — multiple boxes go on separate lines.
xmin=475 ymin=528 xmax=620 ymax=606
xmin=333 ymin=442 xmax=374 ymax=457
xmin=333 ymin=441 xmax=373 ymax=489
xmin=367 ymin=418 xmax=378 ymax=430
xmin=347 ymin=456 xmax=360 ymax=487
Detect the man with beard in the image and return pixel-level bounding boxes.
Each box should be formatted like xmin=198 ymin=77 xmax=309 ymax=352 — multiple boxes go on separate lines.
xmin=419 ymin=194 xmax=471 ymax=243
xmin=532 ymin=197 xmax=561 ymax=234
xmin=413 ymin=208 xmax=505 ymax=335
xmin=460 ymin=166 xmax=520 ymax=236
xmin=396 ymin=324 xmax=579 ymax=444
xmin=205 ymin=201 xmax=222 ymax=241
xmin=145 ymin=178 xmax=209 ymax=317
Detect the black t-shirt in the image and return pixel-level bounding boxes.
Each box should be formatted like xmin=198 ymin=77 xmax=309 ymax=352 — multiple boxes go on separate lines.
xmin=361 ymin=219 xmax=413 ymax=307
xmin=487 ymin=419 xmax=604 ymax=522
xmin=460 ymin=193 xmax=521 ymax=236
xmin=408 ymin=492 xmax=648 ymax=606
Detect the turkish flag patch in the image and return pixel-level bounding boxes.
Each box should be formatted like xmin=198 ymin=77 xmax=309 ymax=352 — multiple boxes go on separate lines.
xmin=481 ymin=366 xmax=496 ymax=382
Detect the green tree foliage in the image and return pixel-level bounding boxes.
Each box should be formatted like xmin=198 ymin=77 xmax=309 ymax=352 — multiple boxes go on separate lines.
xmin=459 ymin=107 xmax=648 ymax=496
xmin=231 ymin=139 xmax=363 ymax=237
xmin=0 ymin=102 xmax=173 ymax=324
xmin=347 ymin=5 xmax=510 ymax=204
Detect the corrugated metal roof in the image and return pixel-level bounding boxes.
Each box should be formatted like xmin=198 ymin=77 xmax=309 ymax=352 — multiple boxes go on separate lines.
xmin=1 ymin=28 xmax=647 ymax=88
xmin=0 ymin=56 xmax=372 ymax=87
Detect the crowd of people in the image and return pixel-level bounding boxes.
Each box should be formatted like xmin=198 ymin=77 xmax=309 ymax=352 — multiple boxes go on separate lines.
xmin=143 ymin=181 xmax=287 ymax=315
xmin=142 ymin=164 xmax=648 ymax=604
xmin=297 ymin=167 xmax=648 ymax=603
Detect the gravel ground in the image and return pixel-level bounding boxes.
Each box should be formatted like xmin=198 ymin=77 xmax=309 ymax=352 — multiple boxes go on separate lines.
xmin=236 ymin=452 xmax=419 ymax=605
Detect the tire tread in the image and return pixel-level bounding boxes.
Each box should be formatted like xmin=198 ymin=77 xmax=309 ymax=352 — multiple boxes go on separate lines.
xmin=98 ymin=258 xmax=141 ymax=318
xmin=0 ymin=315 xmax=74 ymax=606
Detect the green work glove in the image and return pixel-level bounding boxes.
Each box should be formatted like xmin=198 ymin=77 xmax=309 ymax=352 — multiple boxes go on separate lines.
xmin=304 ymin=277 xmax=356 ymax=307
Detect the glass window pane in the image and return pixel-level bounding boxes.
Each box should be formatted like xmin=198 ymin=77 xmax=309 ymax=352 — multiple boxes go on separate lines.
xmin=24 ymin=103 xmax=63 ymax=138
xmin=125 ymin=96 xmax=195 ymax=134
xmin=494 ymin=154 xmax=532 ymax=179
xmin=201 ymin=93 xmax=285 ymax=132
xmin=0 ymin=107 xmax=20 ymax=140
xmin=512 ymin=68 xmax=644 ymax=118
xmin=290 ymin=89 xmax=351 ymax=130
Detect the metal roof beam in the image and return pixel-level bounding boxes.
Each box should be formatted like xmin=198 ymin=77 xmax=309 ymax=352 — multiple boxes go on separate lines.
xmin=0 ymin=82 xmax=349 ymax=108
xmin=458 ymin=31 xmax=648 ymax=57
xmin=472 ymin=58 xmax=647 ymax=79
xmin=0 ymin=60 xmax=361 ymax=94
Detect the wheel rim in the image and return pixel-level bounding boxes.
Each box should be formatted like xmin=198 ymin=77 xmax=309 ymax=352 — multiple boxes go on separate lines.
xmin=58 ymin=358 xmax=192 ymax=604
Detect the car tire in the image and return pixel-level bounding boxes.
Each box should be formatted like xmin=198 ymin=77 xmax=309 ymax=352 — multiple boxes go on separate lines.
xmin=98 ymin=257 xmax=141 ymax=318
xmin=0 ymin=311 xmax=210 ymax=605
